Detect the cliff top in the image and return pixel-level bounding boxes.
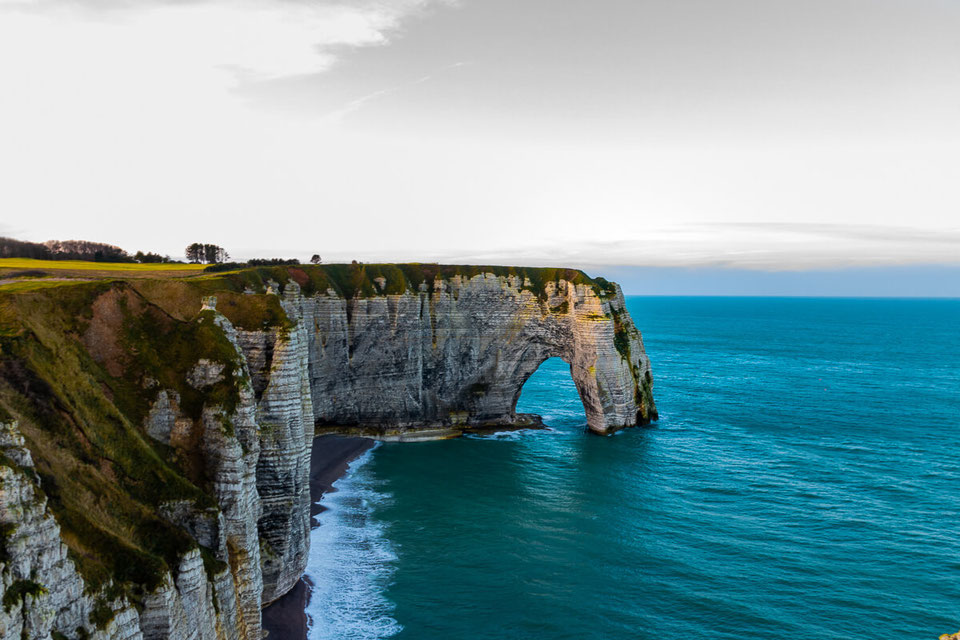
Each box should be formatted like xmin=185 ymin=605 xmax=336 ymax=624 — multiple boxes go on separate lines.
xmin=0 ymin=259 xmax=617 ymax=300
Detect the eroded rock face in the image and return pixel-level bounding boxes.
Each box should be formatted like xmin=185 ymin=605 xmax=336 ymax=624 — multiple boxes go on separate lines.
xmin=300 ymin=274 xmax=656 ymax=434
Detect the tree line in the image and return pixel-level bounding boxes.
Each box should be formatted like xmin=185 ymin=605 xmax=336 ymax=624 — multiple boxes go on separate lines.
xmin=1 ymin=235 xmax=323 ymax=266
xmin=0 ymin=237 xmax=176 ymax=263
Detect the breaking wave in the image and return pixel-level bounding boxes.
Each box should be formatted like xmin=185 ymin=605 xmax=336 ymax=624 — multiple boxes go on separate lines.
xmin=305 ymin=444 xmax=402 ymax=640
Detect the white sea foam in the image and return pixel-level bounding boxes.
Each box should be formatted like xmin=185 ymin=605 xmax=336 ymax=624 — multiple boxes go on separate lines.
xmin=306 ymin=444 xmax=403 ymax=640
xmin=464 ymin=429 xmax=530 ymax=441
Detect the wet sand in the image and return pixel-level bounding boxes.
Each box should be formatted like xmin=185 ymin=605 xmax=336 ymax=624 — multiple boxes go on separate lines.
xmin=261 ymin=435 xmax=375 ymax=640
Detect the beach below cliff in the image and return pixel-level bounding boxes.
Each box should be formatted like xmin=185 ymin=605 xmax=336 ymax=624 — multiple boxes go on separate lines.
xmin=262 ymin=435 xmax=375 ymax=640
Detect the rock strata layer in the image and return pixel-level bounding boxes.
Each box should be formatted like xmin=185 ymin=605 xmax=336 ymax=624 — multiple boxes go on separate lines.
xmin=302 ymin=274 xmax=656 ymax=434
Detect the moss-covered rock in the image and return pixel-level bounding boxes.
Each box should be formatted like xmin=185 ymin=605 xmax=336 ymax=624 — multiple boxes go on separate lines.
xmin=2 ymin=579 xmax=47 ymax=612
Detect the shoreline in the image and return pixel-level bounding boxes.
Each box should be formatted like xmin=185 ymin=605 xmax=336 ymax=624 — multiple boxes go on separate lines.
xmin=314 ymin=413 xmax=547 ymax=442
xmin=261 ymin=435 xmax=375 ymax=640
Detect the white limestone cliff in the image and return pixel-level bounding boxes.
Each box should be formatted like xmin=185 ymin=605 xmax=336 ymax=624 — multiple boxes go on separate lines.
xmin=302 ymin=273 xmax=656 ymax=434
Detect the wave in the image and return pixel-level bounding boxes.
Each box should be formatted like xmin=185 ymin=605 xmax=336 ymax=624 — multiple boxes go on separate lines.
xmin=305 ymin=444 xmax=403 ymax=640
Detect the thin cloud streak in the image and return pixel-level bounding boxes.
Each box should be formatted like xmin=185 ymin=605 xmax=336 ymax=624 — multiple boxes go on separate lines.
xmin=280 ymin=222 xmax=960 ymax=271
xmin=323 ymin=88 xmax=395 ymax=122
xmin=323 ymin=60 xmax=469 ymax=121
xmin=697 ymin=222 xmax=960 ymax=245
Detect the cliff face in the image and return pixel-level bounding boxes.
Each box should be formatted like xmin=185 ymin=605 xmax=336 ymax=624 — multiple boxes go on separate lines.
xmin=238 ymin=288 xmax=315 ymax=604
xmin=301 ymin=273 xmax=655 ymax=434
xmin=0 ymin=264 xmax=656 ymax=639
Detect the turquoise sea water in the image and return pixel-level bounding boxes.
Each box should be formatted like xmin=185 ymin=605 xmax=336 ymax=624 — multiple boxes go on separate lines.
xmin=307 ymin=297 xmax=960 ymax=639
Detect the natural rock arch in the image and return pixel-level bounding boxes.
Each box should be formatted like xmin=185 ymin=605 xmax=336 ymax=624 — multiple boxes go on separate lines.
xmin=297 ymin=272 xmax=657 ymax=434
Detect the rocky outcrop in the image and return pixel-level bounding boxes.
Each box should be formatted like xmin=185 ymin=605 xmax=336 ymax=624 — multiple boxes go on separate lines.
xmin=135 ymin=308 xmax=265 ymax=640
xmin=235 ymin=285 xmax=315 ymax=604
xmin=0 ymin=265 xmax=656 ymax=639
xmin=301 ymin=273 xmax=655 ymax=434
xmin=138 ymin=291 xmax=317 ymax=618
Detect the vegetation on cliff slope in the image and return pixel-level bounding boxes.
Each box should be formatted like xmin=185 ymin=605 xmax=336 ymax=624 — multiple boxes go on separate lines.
xmin=0 ymin=278 xmax=291 ymax=603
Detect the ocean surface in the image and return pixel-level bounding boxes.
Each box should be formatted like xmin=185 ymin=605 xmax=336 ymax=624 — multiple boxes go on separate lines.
xmin=307 ymin=297 xmax=960 ymax=639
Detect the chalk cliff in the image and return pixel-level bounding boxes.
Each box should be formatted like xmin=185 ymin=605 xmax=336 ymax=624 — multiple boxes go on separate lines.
xmin=300 ymin=272 xmax=655 ymax=434
xmin=0 ymin=264 xmax=656 ymax=639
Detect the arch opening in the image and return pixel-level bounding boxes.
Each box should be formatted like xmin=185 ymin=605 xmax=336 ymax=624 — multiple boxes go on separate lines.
xmin=514 ymin=357 xmax=588 ymax=429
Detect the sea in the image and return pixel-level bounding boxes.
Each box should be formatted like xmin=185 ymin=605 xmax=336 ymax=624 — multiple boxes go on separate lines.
xmin=305 ymin=297 xmax=960 ymax=639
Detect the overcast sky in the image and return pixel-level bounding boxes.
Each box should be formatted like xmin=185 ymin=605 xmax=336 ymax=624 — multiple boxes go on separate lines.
xmin=1 ymin=0 xmax=958 ymax=279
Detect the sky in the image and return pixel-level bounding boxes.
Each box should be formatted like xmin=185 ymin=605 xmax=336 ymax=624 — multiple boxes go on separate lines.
xmin=0 ymin=0 xmax=958 ymax=294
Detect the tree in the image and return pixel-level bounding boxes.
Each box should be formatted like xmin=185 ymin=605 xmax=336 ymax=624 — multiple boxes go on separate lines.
xmin=310 ymin=254 xmax=321 ymax=264
xmin=185 ymin=243 xmax=228 ymax=264
xmin=0 ymin=237 xmax=51 ymax=259
xmin=203 ymin=244 xmax=228 ymax=264
xmin=185 ymin=243 xmax=204 ymax=263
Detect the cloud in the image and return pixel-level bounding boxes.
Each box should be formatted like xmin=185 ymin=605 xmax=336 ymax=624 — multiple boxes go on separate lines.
xmin=0 ymin=0 xmax=453 ymax=83
xmin=0 ymin=0 xmax=460 ymax=251
xmin=2 ymin=0 xmax=955 ymax=274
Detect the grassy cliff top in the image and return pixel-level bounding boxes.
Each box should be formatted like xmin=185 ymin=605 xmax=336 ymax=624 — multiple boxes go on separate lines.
xmin=200 ymin=263 xmax=618 ymax=299
xmin=0 ymin=259 xmax=618 ymax=300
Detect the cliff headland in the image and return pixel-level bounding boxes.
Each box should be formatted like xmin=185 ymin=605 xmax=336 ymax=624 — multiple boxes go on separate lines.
xmin=0 ymin=261 xmax=656 ymax=639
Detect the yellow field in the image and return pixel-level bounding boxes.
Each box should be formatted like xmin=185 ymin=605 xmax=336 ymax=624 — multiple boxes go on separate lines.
xmin=0 ymin=258 xmax=202 ymax=272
